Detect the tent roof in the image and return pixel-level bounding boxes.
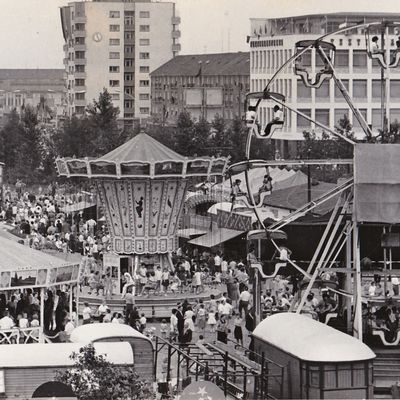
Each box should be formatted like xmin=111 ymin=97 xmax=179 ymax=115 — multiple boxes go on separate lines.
xmin=0 ymin=236 xmax=70 ymax=270
xmin=221 ymin=167 xmax=298 ymax=191
xmin=263 ymin=181 xmax=338 ymax=215
xmin=99 ymin=132 xmax=185 ymax=163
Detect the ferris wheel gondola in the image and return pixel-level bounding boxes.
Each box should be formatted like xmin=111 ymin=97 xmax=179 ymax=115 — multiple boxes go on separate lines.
xmin=245 ymin=91 xmax=286 ymax=140
xmin=294 ymin=40 xmax=336 ymax=89
xmin=365 ymin=23 xmax=400 ymax=69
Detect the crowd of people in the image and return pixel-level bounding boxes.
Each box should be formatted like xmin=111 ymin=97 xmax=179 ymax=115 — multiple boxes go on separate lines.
xmin=0 ymin=286 xmax=76 ymax=343
xmin=0 ymin=183 xmax=110 ymax=260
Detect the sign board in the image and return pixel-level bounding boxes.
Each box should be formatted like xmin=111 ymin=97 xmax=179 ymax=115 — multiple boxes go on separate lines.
xmin=216 ymin=209 xmax=252 ymax=231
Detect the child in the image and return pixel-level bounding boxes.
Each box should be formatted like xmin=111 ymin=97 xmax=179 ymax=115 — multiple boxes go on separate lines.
xmin=213 ymin=272 xmax=222 ymax=287
xmin=206 ymin=309 xmax=217 ymax=333
xmin=196 ymin=304 xmax=206 ymax=334
xmin=170 ymin=273 xmax=181 ymax=294
xmin=139 ymin=313 xmax=147 ymax=332
xmin=160 ymin=319 xmax=168 ymax=339
xmin=233 ymin=313 xmax=243 ymax=347
xmin=162 ymin=268 xmax=170 ymax=296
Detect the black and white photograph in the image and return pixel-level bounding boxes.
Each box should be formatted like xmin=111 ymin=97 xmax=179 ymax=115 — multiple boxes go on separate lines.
xmin=1 ymin=0 xmax=400 ymax=398
xmin=10 ymin=270 xmax=37 ymax=288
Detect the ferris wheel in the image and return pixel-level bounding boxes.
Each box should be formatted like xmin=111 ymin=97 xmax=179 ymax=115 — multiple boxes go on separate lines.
xmin=228 ymin=20 xmax=400 ymax=340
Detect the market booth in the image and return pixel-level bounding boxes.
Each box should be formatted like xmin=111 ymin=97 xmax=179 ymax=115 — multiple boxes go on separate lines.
xmin=252 ymin=313 xmax=375 ymax=399
xmin=0 ymin=236 xmax=81 ymax=342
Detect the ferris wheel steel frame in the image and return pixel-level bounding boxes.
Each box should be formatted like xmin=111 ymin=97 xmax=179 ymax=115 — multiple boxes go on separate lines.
xmin=237 ymin=21 xmax=400 ymax=340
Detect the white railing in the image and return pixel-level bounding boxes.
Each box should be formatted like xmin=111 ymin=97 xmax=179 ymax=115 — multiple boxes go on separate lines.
xmin=0 ymin=327 xmax=41 ymax=344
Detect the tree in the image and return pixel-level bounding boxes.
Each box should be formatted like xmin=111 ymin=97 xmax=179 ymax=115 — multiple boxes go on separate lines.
xmin=174 ymin=110 xmax=195 ymax=155
xmin=86 ymin=89 xmax=126 ymax=156
xmin=192 ymin=117 xmax=211 ymax=156
xmin=210 ymin=114 xmax=227 ymax=154
xmin=55 ymin=344 xmax=154 ymax=400
xmin=0 ymin=109 xmax=24 ymax=182
xmin=226 ymin=116 xmax=247 ymax=163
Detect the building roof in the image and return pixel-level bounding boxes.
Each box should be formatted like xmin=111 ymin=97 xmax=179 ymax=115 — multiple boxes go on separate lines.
xmin=70 ymin=323 xmax=152 ymax=347
xmin=251 ymin=12 xmax=400 ymax=21
xmin=0 ymin=69 xmax=64 ymax=81
xmin=0 ymin=235 xmax=71 ymax=271
xmin=263 ymin=181 xmax=338 ymax=215
xmin=0 ymin=342 xmax=133 ymax=368
xmin=99 ymin=132 xmax=185 ymax=162
xmin=253 ymin=313 xmax=375 ymax=362
xmin=151 ymin=52 xmax=250 ymax=77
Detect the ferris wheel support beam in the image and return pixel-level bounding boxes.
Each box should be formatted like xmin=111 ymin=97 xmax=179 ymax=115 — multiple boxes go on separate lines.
xmin=295 ymin=191 xmax=353 ymax=314
xmin=318 ymin=46 xmax=374 ymax=140
xmin=268 ymin=93 xmax=356 ymax=145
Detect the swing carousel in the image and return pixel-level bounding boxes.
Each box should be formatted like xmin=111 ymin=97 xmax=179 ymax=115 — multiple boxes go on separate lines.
xmin=56 ymin=132 xmax=229 ymax=306
xmin=233 ymin=20 xmax=400 ymax=343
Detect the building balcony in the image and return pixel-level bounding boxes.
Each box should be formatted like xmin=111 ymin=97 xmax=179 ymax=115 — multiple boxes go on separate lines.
xmin=124 ymin=52 xmax=135 ymax=58
xmin=74 ymin=59 xmax=87 ymax=65
xmin=74 ymin=30 xmax=86 ymax=37
xmin=74 ymin=72 xmax=86 ymax=79
xmin=63 ymin=44 xmax=68 ymax=52
xmin=74 ymin=85 xmax=86 ymax=92
xmin=172 ymin=16 xmax=181 ymax=25
xmin=124 ymin=66 xmax=135 ymax=73
xmin=171 ymin=30 xmax=181 ymax=39
xmin=63 ymin=58 xmax=68 ymax=66
xmin=172 ymin=44 xmax=181 ymax=52
xmin=124 ymin=106 xmax=135 ymax=113
xmin=74 ymin=44 xmax=86 ymax=52
xmin=125 ymin=38 xmax=135 ymax=45
xmin=74 ymin=15 xmax=87 ymax=23
xmin=74 ymin=99 xmax=86 ymax=107
xmin=124 ymin=25 xmax=135 ymax=31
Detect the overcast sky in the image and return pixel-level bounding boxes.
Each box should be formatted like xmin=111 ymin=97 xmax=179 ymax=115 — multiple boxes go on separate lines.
xmin=0 ymin=0 xmax=399 ymax=69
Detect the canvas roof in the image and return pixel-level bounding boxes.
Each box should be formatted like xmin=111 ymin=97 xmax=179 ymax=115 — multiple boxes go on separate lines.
xmin=0 ymin=236 xmax=71 ymax=270
xmin=263 ymin=181 xmax=338 ymax=215
xmin=99 ymin=132 xmax=185 ymax=163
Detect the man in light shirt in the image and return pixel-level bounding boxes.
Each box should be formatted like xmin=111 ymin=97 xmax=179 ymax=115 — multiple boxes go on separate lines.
xmin=239 ymin=288 xmax=252 ymax=318
xmin=0 ymin=311 xmax=14 ymax=330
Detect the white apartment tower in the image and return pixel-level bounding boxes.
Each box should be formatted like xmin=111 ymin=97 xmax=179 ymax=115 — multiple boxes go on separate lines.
xmin=60 ymin=0 xmax=180 ymax=123
xmin=249 ymin=12 xmax=400 ymax=155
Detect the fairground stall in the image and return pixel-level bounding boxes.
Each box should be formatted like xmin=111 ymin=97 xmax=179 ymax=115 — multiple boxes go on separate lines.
xmin=0 ymin=235 xmax=81 ymax=343
xmin=55 ymin=132 xmax=229 ymax=295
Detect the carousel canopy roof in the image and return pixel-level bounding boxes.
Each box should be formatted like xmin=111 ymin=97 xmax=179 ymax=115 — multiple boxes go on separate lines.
xmin=0 ymin=236 xmax=70 ymax=270
xmin=56 ymin=132 xmax=228 ymax=179
xmin=99 ymin=132 xmax=185 ymax=163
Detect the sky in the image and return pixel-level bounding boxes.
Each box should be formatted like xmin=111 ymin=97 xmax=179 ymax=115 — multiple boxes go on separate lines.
xmin=0 ymin=0 xmax=400 ymax=69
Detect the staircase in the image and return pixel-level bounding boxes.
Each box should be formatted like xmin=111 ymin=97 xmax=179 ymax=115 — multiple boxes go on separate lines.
xmin=374 ymin=348 xmax=400 ymax=395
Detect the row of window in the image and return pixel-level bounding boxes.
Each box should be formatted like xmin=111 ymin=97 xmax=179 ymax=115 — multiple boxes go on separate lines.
xmin=108 ymin=80 xmax=149 ymax=87
xmin=109 ymin=10 xmax=150 ymax=18
xmin=251 ymin=48 xmax=391 ymax=71
xmin=297 ymin=80 xmax=400 ymax=100
xmin=251 ymin=78 xmax=400 ymax=101
xmin=110 ymin=24 xmax=150 ymax=32
xmin=296 ymin=108 xmax=400 ymax=128
xmin=109 ymin=52 xmax=150 ymax=59
xmin=109 ymin=65 xmax=149 ymax=73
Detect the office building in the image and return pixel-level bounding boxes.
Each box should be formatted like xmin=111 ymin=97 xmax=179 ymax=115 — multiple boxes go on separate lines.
xmin=249 ymin=13 xmax=400 ymax=155
xmin=60 ymin=0 xmax=180 ymax=123
xmin=150 ymin=52 xmax=250 ymax=124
